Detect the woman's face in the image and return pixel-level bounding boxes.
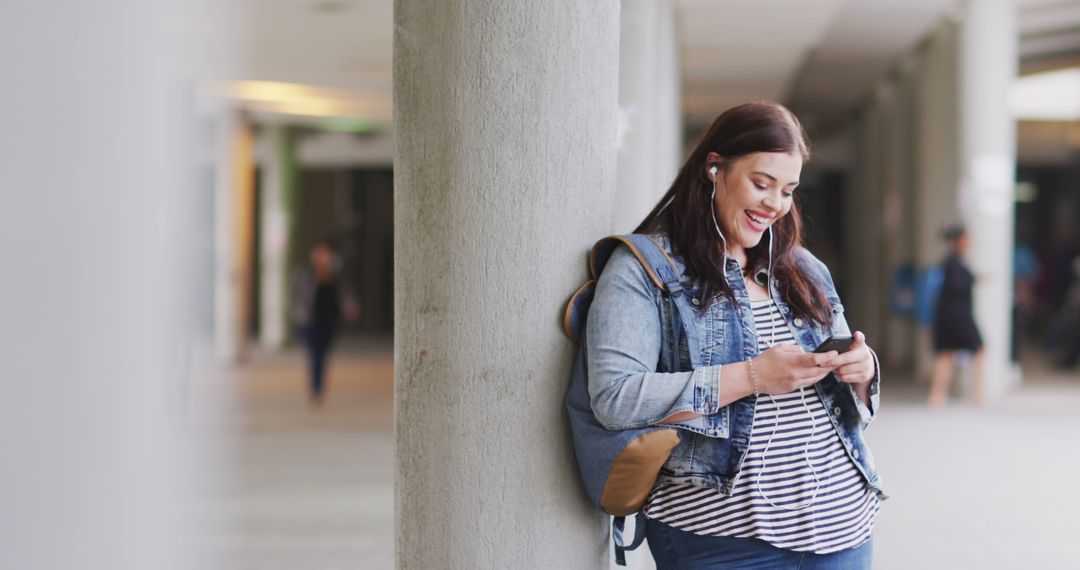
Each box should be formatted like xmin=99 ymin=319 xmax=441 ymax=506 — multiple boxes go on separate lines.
xmin=708 ymin=151 xmax=802 ymax=254
xmin=311 ymin=244 xmax=334 ymax=272
xmin=955 ymin=233 xmax=970 ymax=254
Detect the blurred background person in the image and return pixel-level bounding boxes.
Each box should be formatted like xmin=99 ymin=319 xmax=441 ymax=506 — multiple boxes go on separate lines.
xmin=1036 ymin=210 xmax=1080 ymax=338
xmin=290 ymin=238 xmax=359 ymax=407
xmin=929 ymin=225 xmax=986 ymax=408
xmin=1012 ymin=223 xmax=1039 ymax=365
xmin=1044 ymin=256 xmax=1080 ymax=370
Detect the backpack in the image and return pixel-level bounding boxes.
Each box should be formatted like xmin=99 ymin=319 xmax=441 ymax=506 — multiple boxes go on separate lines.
xmin=563 ymin=234 xmax=702 ymax=565
xmin=915 ymin=265 xmax=945 ymax=325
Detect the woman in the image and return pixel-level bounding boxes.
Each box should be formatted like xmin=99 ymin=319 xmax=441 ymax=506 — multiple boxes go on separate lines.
xmin=587 ymin=102 xmax=884 ymax=568
xmin=290 ymin=238 xmax=358 ymax=407
xmin=928 ymin=225 xmax=985 ymax=407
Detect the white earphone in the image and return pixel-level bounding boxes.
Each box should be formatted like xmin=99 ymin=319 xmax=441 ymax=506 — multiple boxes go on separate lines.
xmin=709 ymin=167 xmax=728 ymax=267
xmin=707 ymin=160 xmax=823 ymax=511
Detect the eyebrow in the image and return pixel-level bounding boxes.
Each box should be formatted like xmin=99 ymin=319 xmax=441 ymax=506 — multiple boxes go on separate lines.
xmin=751 ymin=170 xmax=799 ymax=187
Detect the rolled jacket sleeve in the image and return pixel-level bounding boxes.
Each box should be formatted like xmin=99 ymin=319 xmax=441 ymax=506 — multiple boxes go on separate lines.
xmin=803 ymin=249 xmax=882 ymax=430
xmin=849 ymin=348 xmax=882 ymax=429
xmin=586 ymin=246 xmax=722 ymax=430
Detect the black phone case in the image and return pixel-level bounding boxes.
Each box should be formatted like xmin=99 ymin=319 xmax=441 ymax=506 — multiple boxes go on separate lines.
xmin=815 ymin=335 xmax=855 ymax=353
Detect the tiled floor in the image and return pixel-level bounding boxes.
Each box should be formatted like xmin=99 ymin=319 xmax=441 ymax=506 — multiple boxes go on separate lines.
xmin=210 ymin=341 xmax=394 ymax=570
xmin=869 ymin=374 xmax=1080 ymax=569
xmin=213 ymin=343 xmax=1080 ymax=569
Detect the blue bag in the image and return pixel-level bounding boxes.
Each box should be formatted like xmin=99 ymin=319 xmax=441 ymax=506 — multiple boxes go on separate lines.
xmin=563 ymin=234 xmax=701 ymax=565
xmin=915 ymin=265 xmax=945 ymax=325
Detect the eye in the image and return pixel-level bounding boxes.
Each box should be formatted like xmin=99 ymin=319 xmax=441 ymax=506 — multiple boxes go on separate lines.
xmin=754 ymin=183 xmax=768 ymax=190
xmin=782 ymin=190 xmax=794 ymax=198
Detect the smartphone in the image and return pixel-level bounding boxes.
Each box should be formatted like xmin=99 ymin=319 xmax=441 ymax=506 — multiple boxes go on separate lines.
xmin=814 ymin=335 xmax=856 ymax=354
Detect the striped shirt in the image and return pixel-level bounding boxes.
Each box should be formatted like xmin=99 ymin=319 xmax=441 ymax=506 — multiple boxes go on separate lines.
xmin=645 ymin=299 xmax=879 ymax=554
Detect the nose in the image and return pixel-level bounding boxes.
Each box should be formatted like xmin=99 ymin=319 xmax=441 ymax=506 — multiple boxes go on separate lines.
xmin=762 ymin=192 xmax=781 ymax=212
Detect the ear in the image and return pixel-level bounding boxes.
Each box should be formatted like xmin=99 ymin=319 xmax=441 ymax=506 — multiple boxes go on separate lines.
xmin=705 ymin=152 xmax=724 ymax=181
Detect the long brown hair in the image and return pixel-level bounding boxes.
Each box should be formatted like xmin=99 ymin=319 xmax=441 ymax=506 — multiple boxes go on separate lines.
xmin=634 ymin=101 xmax=833 ymax=327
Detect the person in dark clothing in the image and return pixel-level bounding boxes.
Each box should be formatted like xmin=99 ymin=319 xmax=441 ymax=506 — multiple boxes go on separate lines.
xmin=1051 ymin=257 xmax=1080 ymax=369
xmin=290 ymin=239 xmax=358 ymax=406
xmin=929 ymin=225 xmax=985 ymax=408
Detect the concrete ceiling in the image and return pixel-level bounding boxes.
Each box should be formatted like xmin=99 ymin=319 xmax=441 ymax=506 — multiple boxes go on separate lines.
xmin=243 ymin=0 xmax=392 ymax=92
xmin=220 ymin=0 xmax=394 ymax=126
xmin=676 ymin=0 xmax=847 ymax=124
xmin=676 ymin=0 xmax=956 ymax=124
xmin=221 ymin=0 xmax=1080 ymax=134
xmin=234 ymin=0 xmax=931 ymax=127
xmin=1019 ymin=0 xmax=1080 ymax=73
xmin=780 ymin=0 xmax=955 ymax=119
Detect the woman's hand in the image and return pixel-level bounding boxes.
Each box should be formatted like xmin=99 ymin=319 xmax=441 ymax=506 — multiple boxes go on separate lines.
xmin=753 ymin=344 xmax=838 ymax=395
xmin=823 ymin=331 xmax=875 ymax=385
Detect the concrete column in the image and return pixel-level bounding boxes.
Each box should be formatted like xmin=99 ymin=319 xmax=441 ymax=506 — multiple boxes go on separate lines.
xmin=844 ymin=114 xmax=866 ymax=356
xmin=862 ymin=83 xmax=900 ymax=369
xmin=615 ymin=0 xmax=683 ymax=232
xmin=258 ymin=124 xmax=297 ymax=349
xmin=958 ymin=0 xmax=1018 ymax=395
xmin=847 ymin=99 xmax=887 ymax=345
xmin=0 ymin=2 xmax=212 ymax=568
xmin=654 ymin=0 xmax=682 ymax=189
xmin=394 ymin=1 xmax=619 ymax=568
xmin=213 ymin=109 xmax=256 ymax=362
xmin=881 ymin=66 xmax=918 ymax=371
xmin=854 ymin=62 xmax=923 ymax=373
xmin=913 ymin=21 xmax=962 ymax=380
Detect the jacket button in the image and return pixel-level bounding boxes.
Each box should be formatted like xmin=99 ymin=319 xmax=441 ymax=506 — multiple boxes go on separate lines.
xmin=691 ymin=297 xmax=700 ymax=306
xmin=853 ymin=449 xmax=860 ymax=459
xmin=794 ymin=317 xmax=804 ymax=327
xmin=833 ymin=407 xmax=841 ymax=416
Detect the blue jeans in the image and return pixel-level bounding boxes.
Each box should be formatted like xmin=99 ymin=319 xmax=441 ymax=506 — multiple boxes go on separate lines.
xmin=645 ymin=518 xmax=873 ymax=569
xmin=298 ymin=322 xmax=337 ymax=400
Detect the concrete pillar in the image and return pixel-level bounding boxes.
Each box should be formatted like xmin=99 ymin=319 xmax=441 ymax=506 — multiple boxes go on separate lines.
xmin=958 ymin=0 xmax=1018 ymax=396
xmin=900 ymin=6 xmax=1016 ymax=396
xmin=258 ymin=124 xmax=297 ymax=349
xmin=0 ymin=2 xmax=211 ymax=568
xmin=881 ymin=65 xmax=919 ymax=371
xmin=615 ymin=0 xmax=683 ymax=232
xmin=213 ymin=109 xmax=256 ymax=362
xmin=653 ymin=0 xmax=682 ymax=189
xmin=847 ymin=99 xmax=887 ymax=345
xmin=394 ymin=1 xmax=619 ymax=567
xmin=913 ymin=21 xmax=962 ymax=380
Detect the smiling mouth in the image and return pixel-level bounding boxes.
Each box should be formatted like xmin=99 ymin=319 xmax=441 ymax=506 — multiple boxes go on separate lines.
xmin=745 ymin=210 xmax=771 ymax=230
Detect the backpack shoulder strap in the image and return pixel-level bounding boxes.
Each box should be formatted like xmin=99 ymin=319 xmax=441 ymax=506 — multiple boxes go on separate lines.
xmin=612 ymin=512 xmax=648 ymax=566
xmin=623 ymin=234 xmax=704 ymax=368
xmin=566 ymin=234 xmax=702 ymax=364
xmin=590 ymin=234 xmax=686 ymax=290
xmin=563 ymin=235 xmax=676 ymax=344
xmin=563 ymin=236 xmax=646 ymax=343
xmin=589 ymin=235 xmax=671 ymax=292
xmin=621 ymin=235 xmax=683 ymax=295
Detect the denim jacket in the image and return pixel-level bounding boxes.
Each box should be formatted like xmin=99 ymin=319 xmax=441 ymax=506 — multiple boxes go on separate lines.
xmin=586 ymin=235 xmax=885 ymax=499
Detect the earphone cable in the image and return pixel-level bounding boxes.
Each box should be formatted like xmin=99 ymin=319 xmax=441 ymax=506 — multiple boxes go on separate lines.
xmin=708 ymin=176 xmax=824 ymax=510
xmin=754 ymin=226 xmax=824 ymax=512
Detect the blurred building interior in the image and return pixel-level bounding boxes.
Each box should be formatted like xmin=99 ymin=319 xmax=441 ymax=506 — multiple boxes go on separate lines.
xmin=208 ymin=0 xmax=1080 ymax=389
xmin=4 ymin=0 xmax=1079 ymax=569
xmin=198 ymin=1 xmax=1080 ymax=568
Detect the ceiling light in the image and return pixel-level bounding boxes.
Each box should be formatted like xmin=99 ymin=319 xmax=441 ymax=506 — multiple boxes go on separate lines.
xmin=203 ymin=80 xmax=390 ymax=122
